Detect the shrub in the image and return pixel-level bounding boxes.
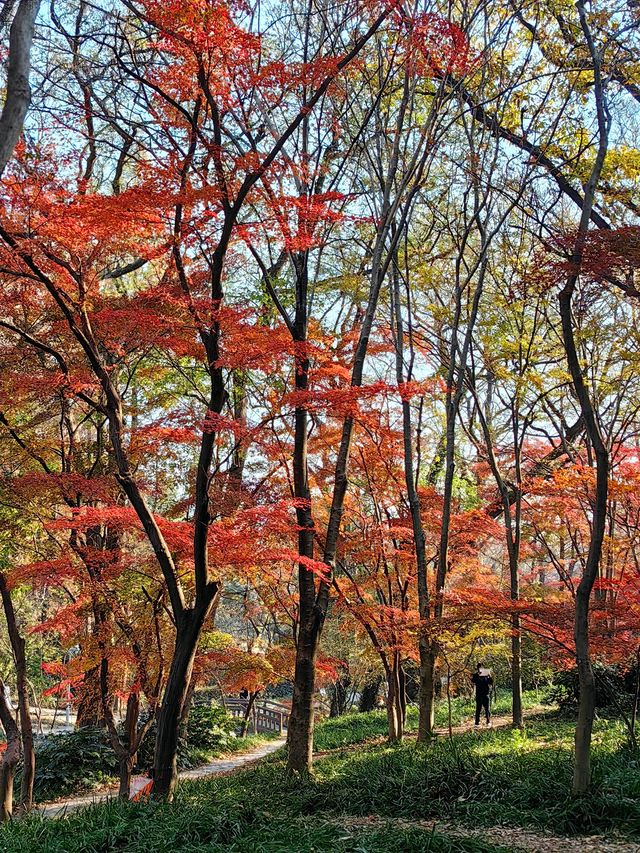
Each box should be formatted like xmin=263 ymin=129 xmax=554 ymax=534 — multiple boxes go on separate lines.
xmin=136 ymin=703 xmax=237 ymax=771
xmin=187 ymin=704 xmax=237 ymax=752
xmin=543 ymin=663 xmax=639 ymax=714
xmin=29 ymin=727 xmax=118 ymax=801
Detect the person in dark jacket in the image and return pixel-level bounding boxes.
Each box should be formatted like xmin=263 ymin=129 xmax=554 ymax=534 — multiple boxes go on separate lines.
xmin=471 ymin=663 xmax=493 ymax=727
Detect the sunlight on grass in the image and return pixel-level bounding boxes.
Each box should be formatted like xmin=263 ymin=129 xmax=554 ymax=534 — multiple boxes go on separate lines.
xmin=2 ymin=712 xmax=639 ymax=851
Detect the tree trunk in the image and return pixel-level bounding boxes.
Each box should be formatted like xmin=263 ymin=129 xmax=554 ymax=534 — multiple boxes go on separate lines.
xmin=446 ymin=666 xmax=453 ymax=738
xmin=0 ymin=571 xmax=35 ymax=812
xmin=119 ymin=754 xmax=136 ymax=801
xmin=573 ymin=587 xmax=596 ymax=793
xmin=152 ymin=605 xmax=212 ymax=800
xmin=418 ymin=643 xmax=436 ymax=740
xmin=511 ymin=613 xmax=523 ymax=729
xmin=386 ymin=675 xmax=399 ymax=742
xmin=359 ymin=676 xmax=381 ymax=712
xmin=76 ymin=664 xmax=106 ymax=728
xmin=287 ymin=621 xmax=317 ymax=774
xmin=240 ymin=691 xmax=259 ymax=737
xmin=330 ymin=676 xmax=350 ymax=718
xmin=178 ymin=675 xmax=196 ymax=744
xmin=631 ymin=649 xmax=640 ymax=746
xmin=0 ymin=0 xmax=40 ymax=178
xmin=398 ymin=663 xmax=406 ymax=730
xmin=556 ymin=0 xmax=609 ymax=795
xmin=385 ymin=658 xmax=404 ymax=743
xmin=0 ymin=677 xmax=19 ymax=822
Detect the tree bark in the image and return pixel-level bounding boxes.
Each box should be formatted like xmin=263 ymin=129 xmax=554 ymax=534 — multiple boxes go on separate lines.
xmin=152 ymin=603 xmax=215 ymax=800
xmin=418 ymin=645 xmax=437 ymax=739
xmin=240 ymin=691 xmax=259 ymax=736
xmin=385 ymin=658 xmax=404 ymax=742
xmin=0 ymin=0 xmax=40 ymax=178
xmin=0 ymin=677 xmax=19 ymax=822
xmin=287 ymin=619 xmax=317 ymax=773
xmin=0 ymin=571 xmax=34 ymax=812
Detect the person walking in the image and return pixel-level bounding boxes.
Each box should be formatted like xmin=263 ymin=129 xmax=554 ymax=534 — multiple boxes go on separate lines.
xmin=471 ymin=663 xmax=493 ymax=728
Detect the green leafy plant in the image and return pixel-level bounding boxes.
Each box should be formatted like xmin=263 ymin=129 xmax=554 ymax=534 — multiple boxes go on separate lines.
xmin=29 ymin=728 xmax=118 ymax=801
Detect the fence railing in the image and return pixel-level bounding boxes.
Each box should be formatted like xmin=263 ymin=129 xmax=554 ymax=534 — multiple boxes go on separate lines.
xmin=225 ymin=698 xmax=290 ymax=735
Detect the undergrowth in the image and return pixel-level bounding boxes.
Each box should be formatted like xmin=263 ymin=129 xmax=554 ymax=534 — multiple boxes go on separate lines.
xmin=2 ymin=713 xmax=638 ymax=852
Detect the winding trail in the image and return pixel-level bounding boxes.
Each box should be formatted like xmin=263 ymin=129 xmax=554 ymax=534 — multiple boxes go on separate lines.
xmin=36 ymin=737 xmax=285 ymax=819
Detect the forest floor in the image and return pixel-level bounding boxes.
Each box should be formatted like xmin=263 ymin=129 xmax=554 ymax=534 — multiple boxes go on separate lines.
xmin=36 ymin=736 xmax=286 ymax=819
xmin=332 ymin=814 xmax=640 ymax=852
xmin=4 ymin=698 xmax=640 ymax=852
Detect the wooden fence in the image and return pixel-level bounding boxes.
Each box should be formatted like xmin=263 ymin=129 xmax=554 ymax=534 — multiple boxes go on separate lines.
xmin=225 ymin=698 xmax=290 ymax=735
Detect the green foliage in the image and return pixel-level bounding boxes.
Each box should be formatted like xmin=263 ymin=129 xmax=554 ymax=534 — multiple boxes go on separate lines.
xmin=543 ymin=664 xmax=639 ymax=715
xmin=186 ymin=704 xmax=238 ymax=752
xmin=29 ymin=728 xmax=118 ymax=801
xmin=0 ymin=804 xmax=510 ymax=853
xmin=136 ymin=705 xmax=239 ymax=771
xmin=307 ymin=717 xmax=640 ymax=837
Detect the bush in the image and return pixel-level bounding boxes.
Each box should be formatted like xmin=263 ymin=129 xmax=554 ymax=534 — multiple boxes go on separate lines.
xmin=544 ymin=663 xmax=640 ymax=714
xmin=29 ymin=727 xmax=118 ymax=801
xmin=14 ymin=704 xmax=245 ymax=802
xmin=136 ymin=703 xmax=238 ymax=771
xmin=187 ymin=704 xmax=237 ymax=752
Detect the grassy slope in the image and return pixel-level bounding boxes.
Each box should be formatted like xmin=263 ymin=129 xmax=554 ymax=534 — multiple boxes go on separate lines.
xmin=2 ymin=695 xmax=639 ymax=852
xmin=313 ymin=688 xmax=539 ymax=751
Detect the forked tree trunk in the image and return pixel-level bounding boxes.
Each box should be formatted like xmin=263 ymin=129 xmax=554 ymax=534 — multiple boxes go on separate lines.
xmin=101 ymin=661 xmax=155 ymax=801
xmin=390 ymin=250 xmax=433 ymax=742
xmin=557 ymin=0 xmax=610 ymax=794
xmin=284 ymin=61 xmax=437 ymax=774
xmin=153 ymin=604 xmax=213 ymax=800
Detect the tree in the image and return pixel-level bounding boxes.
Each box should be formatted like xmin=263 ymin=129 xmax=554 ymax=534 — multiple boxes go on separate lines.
xmin=556 ymin=0 xmax=611 ymax=794
xmin=0 ymin=0 xmax=401 ymax=797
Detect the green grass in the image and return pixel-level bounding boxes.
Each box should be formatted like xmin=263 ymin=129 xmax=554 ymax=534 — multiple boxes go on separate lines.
xmin=3 ymin=706 xmax=638 ymax=852
xmin=313 ymin=689 xmax=543 ymax=751
xmin=0 ymin=803 xmax=511 ymax=852
xmin=306 ymin=717 xmax=640 ymax=836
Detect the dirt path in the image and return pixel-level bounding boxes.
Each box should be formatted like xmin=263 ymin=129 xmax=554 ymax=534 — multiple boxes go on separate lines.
xmin=336 ymin=816 xmax=640 ymax=853
xmin=36 ymin=738 xmax=285 ymax=819
xmin=432 ymin=704 xmax=549 ymax=737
